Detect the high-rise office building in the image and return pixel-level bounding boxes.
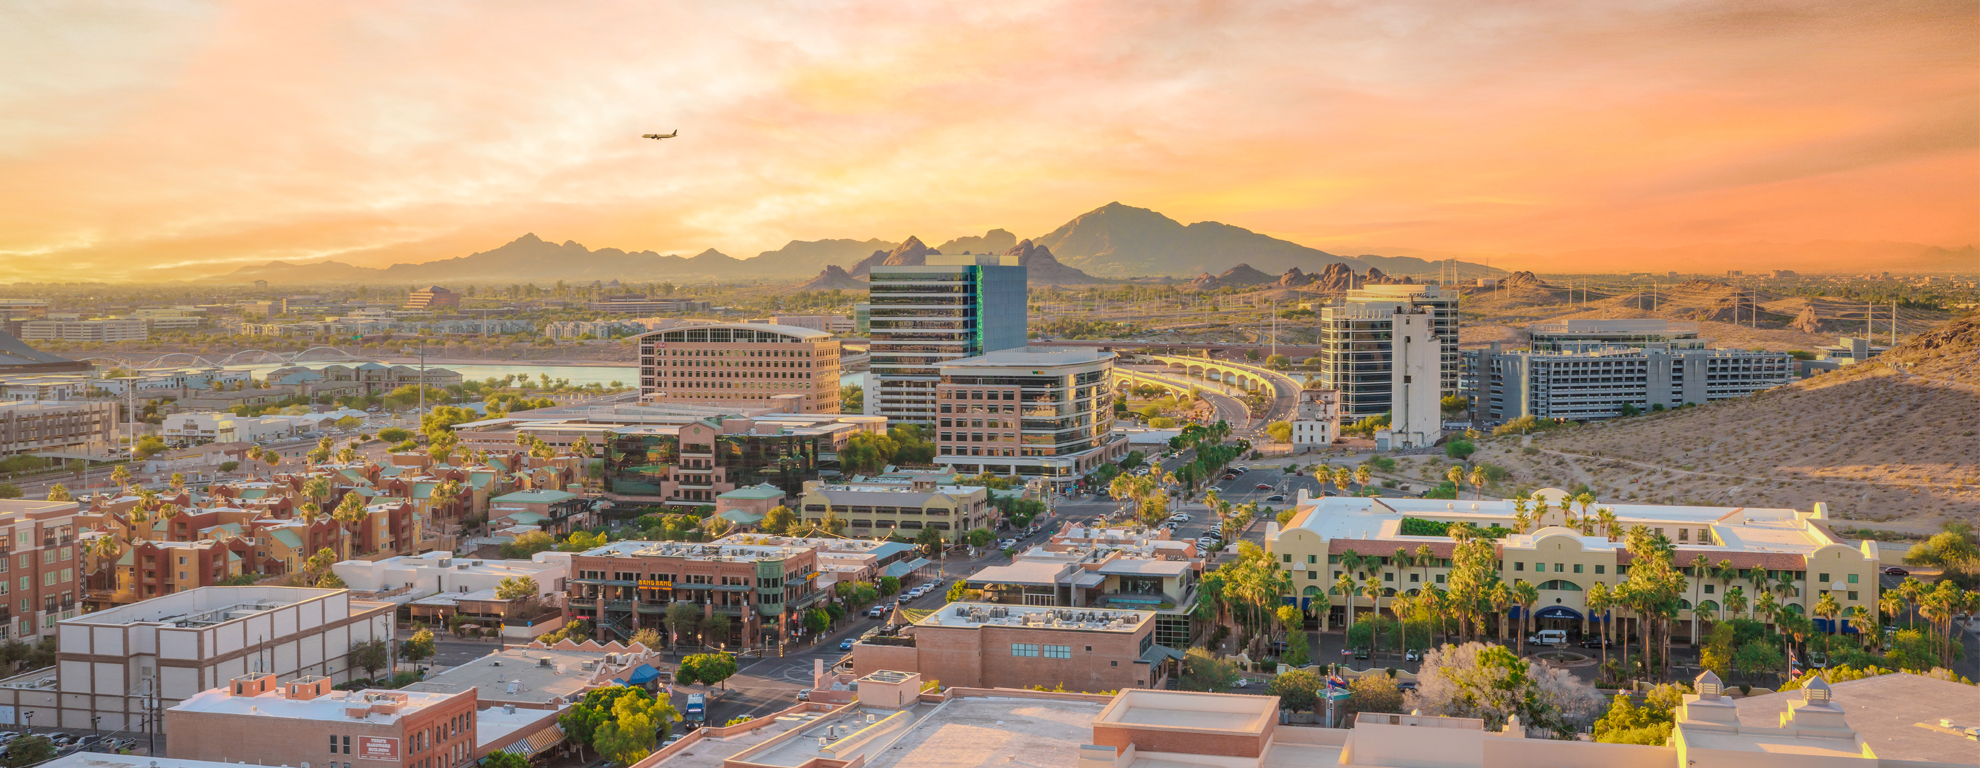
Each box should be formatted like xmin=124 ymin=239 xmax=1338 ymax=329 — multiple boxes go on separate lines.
xmin=635 ymin=323 xmax=842 ymax=413
xmin=1316 ymin=285 xmax=1457 ymax=424
xmin=933 ymin=347 xmax=1127 ymax=486
xmin=867 ymin=254 xmax=1027 ymax=427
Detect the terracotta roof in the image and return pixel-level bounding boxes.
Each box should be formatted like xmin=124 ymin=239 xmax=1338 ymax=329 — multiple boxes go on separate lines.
xmin=1328 ymin=539 xmax=1457 ymax=558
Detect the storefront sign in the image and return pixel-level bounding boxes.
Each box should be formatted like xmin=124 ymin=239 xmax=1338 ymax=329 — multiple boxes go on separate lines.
xmin=638 ymin=580 xmax=673 ymax=589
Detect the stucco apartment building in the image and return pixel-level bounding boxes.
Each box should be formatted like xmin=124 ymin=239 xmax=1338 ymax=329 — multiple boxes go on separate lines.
xmin=566 ymin=539 xmax=824 ymax=645
xmin=0 ymin=586 xmax=395 ymax=731
xmin=852 ymin=603 xmax=1171 ymax=692
xmin=794 ymin=477 xmax=993 ymax=542
xmin=0 ymin=499 xmax=86 ymax=641
xmin=167 ymin=673 xmax=479 ymax=768
xmin=636 ymin=323 xmax=843 ymax=414
xmin=1266 ymin=488 xmax=1883 ymax=641
xmin=0 ymin=400 xmax=116 ymax=457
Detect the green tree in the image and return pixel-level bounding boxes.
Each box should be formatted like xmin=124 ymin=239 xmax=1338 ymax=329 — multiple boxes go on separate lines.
xmin=560 ymin=686 xmax=668 ymax=762
xmin=679 ymin=652 xmax=738 ymax=689
xmin=4 ymin=735 xmax=53 ymax=767
xmin=1271 ymin=668 xmax=1321 ymax=711
xmin=350 ymin=639 xmax=389 ymax=680
xmin=401 ymin=629 xmax=436 ymax=669
xmin=1443 ymin=440 xmax=1475 ymax=460
xmin=914 ymin=525 xmax=944 ymax=554
xmin=482 ymin=753 xmax=531 ymax=768
xmin=496 ymin=575 xmax=539 ymax=600
xmin=1440 ymin=394 xmax=1469 ymax=416
xmin=376 ymin=427 xmax=412 ymax=443
xmin=665 ymin=603 xmax=702 ymax=647
xmin=1347 ymin=673 xmax=1404 ymax=718
xmin=839 ymin=384 xmax=864 ymax=413
xmin=595 ymin=690 xmax=675 ymax=766
xmin=45 ymin=483 xmax=70 ymax=502
xmin=1592 ymin=682 xmax=1690 ymax=744
xmin=761 ymin=505 xmax=798 ymax=535
xmin=1264 ymin=421 xmax=1292 ymax=444
xmin=966 ymin=528 xmax=993 ymax=548
xmin=502 ymin=530 xmax=557 ymax=559
xmin=878 ymin=576 xmax=901 ymax=596
xmin=1179 ymin=647 xmax=1239 ymax=692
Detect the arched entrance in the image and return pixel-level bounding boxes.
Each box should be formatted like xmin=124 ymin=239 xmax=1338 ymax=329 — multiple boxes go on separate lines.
xmin=1301 ymin=585 xmax=1324 ymax=612
xmin=1533 ymin=605 xmax=1583 ymax=634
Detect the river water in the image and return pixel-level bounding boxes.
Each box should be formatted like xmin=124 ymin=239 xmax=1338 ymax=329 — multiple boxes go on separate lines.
xmin=234 ymin=362 xmax=868 ymax=390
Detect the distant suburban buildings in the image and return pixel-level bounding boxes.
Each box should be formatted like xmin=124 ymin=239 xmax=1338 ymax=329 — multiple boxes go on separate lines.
xmin=264 ymin=362 xmax=465 ymax=394
xmin=868 ymin=254 xmax=1028 ymax=426
xmin=543 ymin=319 xmax=650 ymax=340
xmin=19 ymin=318 xmax=148 ymax=343
xmin=1316 ymin=285 xmax=1457 ymax=445
xmin=934 ymin=347 xmax=1128 ymax=486
xmin=404 ymin=285 xmax=461 ymax=311
xmin=590 ymin=296 xmax=711 ymax=315
xmin=750 ymin=314 xmax=855 ymax=334
xmin=635 ymin=323 xmax=842 ymax=414
xmin=1463 ymin=319 xmax=1793 ymax=423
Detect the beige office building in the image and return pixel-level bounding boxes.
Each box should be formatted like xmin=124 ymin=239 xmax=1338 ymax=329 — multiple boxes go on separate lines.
xmin=637 ymin=323 xmax=842 ymax=413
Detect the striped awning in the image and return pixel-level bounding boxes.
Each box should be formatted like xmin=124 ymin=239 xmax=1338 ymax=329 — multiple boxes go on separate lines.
xmin=501 ymin=724 xmax=566 ymax=756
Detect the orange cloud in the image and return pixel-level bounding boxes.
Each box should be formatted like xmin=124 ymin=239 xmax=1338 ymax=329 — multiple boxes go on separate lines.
xmin=0 ymin=0 xmax=1972 ymax=281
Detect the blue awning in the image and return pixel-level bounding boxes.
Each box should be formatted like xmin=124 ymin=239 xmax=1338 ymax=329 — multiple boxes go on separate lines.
xmin=624 ymin=664 xmax=660 ymax=685
xmin=1535 ymin=606 xmax=1582 ymax=621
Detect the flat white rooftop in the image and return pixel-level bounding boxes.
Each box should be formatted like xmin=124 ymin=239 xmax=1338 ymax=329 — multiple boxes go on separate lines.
xmin=581 ymin=540 xmax=809 ymax=561
xmin=1286 ymin=493 xmax=1819 ymax=553
xmin=171 ymin=687 xmax=464 ymax=725
xmin=63 ymin=586 xmax=342 ymax=627
xmin=918 ymin=603 xmax=1152 ymax=633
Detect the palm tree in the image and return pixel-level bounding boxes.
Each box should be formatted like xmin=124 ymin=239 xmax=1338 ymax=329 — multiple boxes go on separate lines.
xmin=333 ymin=493 xmax=368 ymax=557
xmin=1445 ymin=466 xmax=1463 ymax=493
xmin=1354 ymin=465 xmax=1371 ymax=490
xmin=1510 ymin=495 xmax=1531 ymax=534
xmin=1898 ymin=577 xmax=1925 ymax=630
xmin=1813 ymin=592 xmax=1840 ymax=638
xmin=1755 ymin=590 xmax=1779 ymax=631
xmin=1585 ymin=581 xmax=1612 ymax=668
xmin=1512 ymin=580 xmax=1539 ymax=656
xmin=1712 ymin=561 xmax=1737 ymax=622
xmin=1596 ymin=508 xmax=1618 ymax=540
xmin=1688 ymin=554 xmax=1712 ymax=642
xmin=1573 ymin=493 xmax=1595 ymax=535
xmin=1415 ymin=544 xmax=1436 ymax=594
xmin=1333 ymin=467 xmax=1352 ymax=495
xmin=1488 ymin=581 xmax=1515 ymax=643
xmin=1333 ymin=573 xmax=1358 ymax=638
xmin=1842 ymin=606 xmax=1873 ymax=651
xmin=1878 ymin=590 xmax=1906 ymax=631
xmin=1467 ymin=465 xmax=1487 ymax=500
xmin=1725 ymin=586 xmax=1747 ymax=621
xmin=110 ymin=463 xmax=133 ymax=492
xmin=1361 ymin=576 xmax=1385 ymax=659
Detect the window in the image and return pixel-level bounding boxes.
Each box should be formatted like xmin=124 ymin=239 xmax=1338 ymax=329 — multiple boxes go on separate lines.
xmin=1110 ymin=660 xmax=1117 ymax=667
xmin=1011 ymin=643 xmax=1039 ymax=657
xmin=1555 ymin=563 xmax=1566 ymax=573
xmin=1281 ymin=554 xmax=1291 ymax=563
xmin=331 ymin=736 xmax=338 ymax=754
xmin=1044 ymin=645 xmax=1071 ymax=659
xmin=1847 ymin=591 xmax=1859 ymax=601
xmin=1307 ymin=555 xmax=1317 ymax=564
xmin=344 ymin=736 xmax=352 ymax=754
xmin=1847 ymin=574 xmax=1859 ymax=584
xmin=1306 ymin=571 xmax=1316 ymax=580
xmin=1085 ymin=646 xmax=1093 ymax=652
xmin=1573 ymin=564 xmax=1583 ymax=574
xmin=1595 ymin=565 xmax=1605 ymax=575
xmin=1410 ymin=573 xmax=1420 ymax=583
xmin=1818 ymin=573 xmax=1829 ymax=583
xmin=1514 ymin=562 xmax=1524 ymax=571
xmin=1704 ymin=584 xmax=1714 ymax=594
xmin=1435 ymin=574 xmax=1446 ymax=584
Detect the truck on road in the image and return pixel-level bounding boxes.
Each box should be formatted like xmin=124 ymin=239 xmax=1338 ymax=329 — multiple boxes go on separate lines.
xmin=685 ymin=693 xmax=706 ymax=725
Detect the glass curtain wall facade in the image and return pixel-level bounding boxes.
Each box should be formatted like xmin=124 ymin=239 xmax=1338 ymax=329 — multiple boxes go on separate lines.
xmin=868 ymin=255 xmax=1027 ymax=427
xmin=1317 ymin=286 xmax=1458 ymax=422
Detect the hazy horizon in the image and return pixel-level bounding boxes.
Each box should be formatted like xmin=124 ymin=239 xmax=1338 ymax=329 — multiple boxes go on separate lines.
xmin=2 ymin=1 xmax=1975 ymax=282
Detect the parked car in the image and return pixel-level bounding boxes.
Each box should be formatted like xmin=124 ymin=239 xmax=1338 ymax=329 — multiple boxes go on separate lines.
xmin=1883 ymin=567 xmax=1909 ymax=576
xmin=840 ymin=639 xmax=855 ymax=651
xmin=1232 ymin=678 xmax=1252 ymax=688
xmin=1255 ymin=483 xmax=1272 ymax=490
xmin=868 ymin=606 xmax=885 ymax=619
xmin=797 ymin=689 xmax=812 ymax=701
xmin=1404 ymin=648 xmax=1422 ymax=662
xmin=1353 ymin=648 xmax=1370 ymax=660
xmin=1266 ymin=494 xmax=1285 ymax=502
xmin=1578 ymin=637 xmax=1609 ymax=649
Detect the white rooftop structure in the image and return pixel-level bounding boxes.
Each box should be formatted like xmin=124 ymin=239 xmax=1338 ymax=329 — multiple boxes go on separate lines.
xmin=171 ymin=684 xmax=465 ymax=725
xmin=333 ymin=550 xmax=568 ymax=596
xmin=918 ymin=603 xmax=1153 ymax=633
xmin=581 ymin=540 xmax=814 ymax=562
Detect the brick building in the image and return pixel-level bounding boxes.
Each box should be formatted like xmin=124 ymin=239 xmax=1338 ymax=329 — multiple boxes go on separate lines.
xmin=567 ymin=540 xmax=824 ymax=645
xmin=0 ymin=400 xmax=116 ymax=457
xmin=166 ymin=673 xmax=478 ymax=768
xmin=0 ymin=499 xmax=86 ymax=641
xmin=851 ymin=603 xmax=1173 ymax=692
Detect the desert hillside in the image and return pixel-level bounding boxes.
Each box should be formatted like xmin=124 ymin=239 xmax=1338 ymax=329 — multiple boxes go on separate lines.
xmin=1468 ymin=313 xmax=1980 ymax=534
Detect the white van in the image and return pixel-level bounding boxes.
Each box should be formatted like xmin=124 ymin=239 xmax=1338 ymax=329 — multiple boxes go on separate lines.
xmin=1529 ymin=629 xmax=1568 ymax=646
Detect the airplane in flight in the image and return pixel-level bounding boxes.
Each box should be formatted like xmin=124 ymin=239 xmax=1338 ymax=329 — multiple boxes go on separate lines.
xmin=642 ymin=131 xmax=678 ymax=140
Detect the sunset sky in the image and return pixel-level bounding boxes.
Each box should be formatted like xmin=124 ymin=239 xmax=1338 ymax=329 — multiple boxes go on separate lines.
xmin=1 ymin=1 xmax=1974 ymax=282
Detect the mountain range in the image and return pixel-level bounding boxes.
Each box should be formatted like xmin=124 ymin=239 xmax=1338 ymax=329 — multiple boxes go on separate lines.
xmin=198 ymin=202 xmax=1507 ymax=285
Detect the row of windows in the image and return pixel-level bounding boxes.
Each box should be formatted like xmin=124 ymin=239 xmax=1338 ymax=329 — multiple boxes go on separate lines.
xmin=1010 ymin=643 xmax=1073 ymax=658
